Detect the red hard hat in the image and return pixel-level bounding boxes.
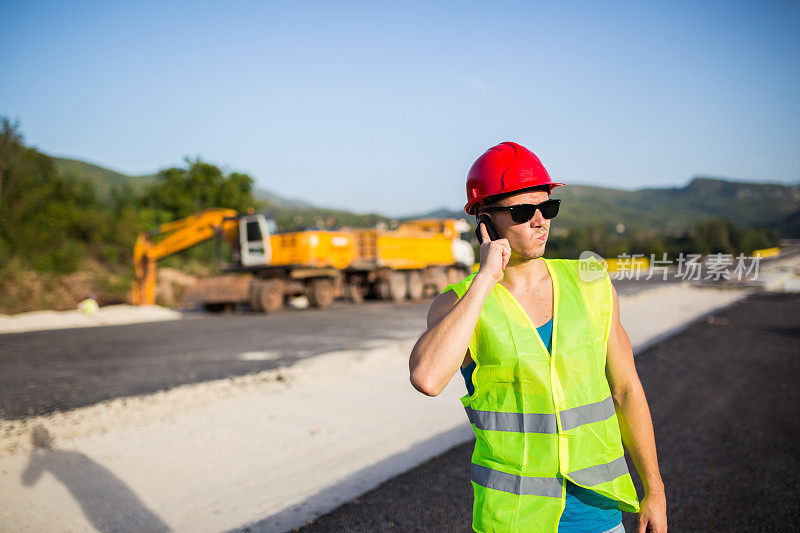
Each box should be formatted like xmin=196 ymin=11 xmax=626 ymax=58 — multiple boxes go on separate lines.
xmin=464 ymin=141 xmax=565 ymax=215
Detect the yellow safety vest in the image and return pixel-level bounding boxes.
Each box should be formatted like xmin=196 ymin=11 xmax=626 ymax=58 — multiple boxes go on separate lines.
xmin=442 ymin=256 xmax=640 ymax=532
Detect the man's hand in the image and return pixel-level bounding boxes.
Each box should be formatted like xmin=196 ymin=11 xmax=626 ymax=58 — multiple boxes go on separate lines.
xmin=477 ymin=222 xmax=510 ymax=284
xmin=637 ymin=490 xmax=667 ymax=533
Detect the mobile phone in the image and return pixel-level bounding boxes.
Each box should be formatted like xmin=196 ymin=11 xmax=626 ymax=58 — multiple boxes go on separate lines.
xmin=475 ymin=214 xmax=499 ymax=244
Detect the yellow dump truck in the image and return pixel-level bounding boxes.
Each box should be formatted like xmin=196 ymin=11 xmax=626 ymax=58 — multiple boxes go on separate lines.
xmin=133 ymin=208 xmax=474 ymax=313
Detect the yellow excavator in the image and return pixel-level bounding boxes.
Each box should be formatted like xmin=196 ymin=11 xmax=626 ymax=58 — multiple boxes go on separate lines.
xmin=133 ymin=208 xmax=248 ymax=306
xmin=132 ymin=207 xmax=474 ymax=313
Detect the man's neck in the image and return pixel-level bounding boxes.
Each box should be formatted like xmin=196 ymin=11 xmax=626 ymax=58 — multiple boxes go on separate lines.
xmin=500 ymin=256 xmax=548 ymax=292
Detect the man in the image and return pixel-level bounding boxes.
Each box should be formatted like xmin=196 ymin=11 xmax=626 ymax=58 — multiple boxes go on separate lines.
xmin=409 ymin=142 xmax=667 ymax=533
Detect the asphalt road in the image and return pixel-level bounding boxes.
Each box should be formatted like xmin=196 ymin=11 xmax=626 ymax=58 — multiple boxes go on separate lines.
xmin=278 ymin=292 xmax=800 ymax=532
xmin=0 ymin=299 xmax=429 ymax=419
xmin=0 ymin=278 xmax=673 ymax=420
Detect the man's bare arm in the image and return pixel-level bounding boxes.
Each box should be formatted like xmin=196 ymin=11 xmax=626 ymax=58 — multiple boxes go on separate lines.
xmin=605 ymin=282 xmax=667 ymax=532
xmin=409 ymin=223 xmax=510 ymax=397
xmin=409 ymin=274 xmax=494 ymax=396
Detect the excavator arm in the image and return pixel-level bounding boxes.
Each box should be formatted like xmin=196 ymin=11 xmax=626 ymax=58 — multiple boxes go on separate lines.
xmin=132 ymin=208 xmax=240 ymax=305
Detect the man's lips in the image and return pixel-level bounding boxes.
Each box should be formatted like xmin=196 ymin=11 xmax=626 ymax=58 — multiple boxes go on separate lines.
xmin=535 ymin=233 xmax=547 ymax=241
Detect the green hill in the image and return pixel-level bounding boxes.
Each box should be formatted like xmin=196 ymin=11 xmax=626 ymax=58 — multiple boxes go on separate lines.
xmin=409 ymin=176 xmax=800 ymax=236
xmin=51 ymin=157 xmax=156 ymax=201
xmin=51 ymin=155 xmax=800 ymax=236
xmin=50 ymin=156 xmax=392 ymax=231
xmin=52 ymin=156 xmax=322 ymax=211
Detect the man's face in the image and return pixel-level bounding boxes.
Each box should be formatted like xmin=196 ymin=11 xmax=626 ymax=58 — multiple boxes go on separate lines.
xmin=480 ymin=189 xmax=551 ymax=261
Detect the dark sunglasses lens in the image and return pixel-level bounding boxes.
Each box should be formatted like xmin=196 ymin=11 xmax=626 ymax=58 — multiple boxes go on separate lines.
xmin=510 ymin=205 xmax=536 ymax=223
xmin=510 ymin=201 xmax=559 ymax=223
xmin=541 ymin=200 xmax=559 ymax=219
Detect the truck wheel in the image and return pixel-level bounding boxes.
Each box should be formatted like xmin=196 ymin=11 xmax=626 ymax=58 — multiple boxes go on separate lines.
xmin=406 ymin=271 xmax=424 ymax=301
xmin=250 ymin=282 xmax=263 ymax=312
xmin=308 ymin=279 xmax=334 ymax=308
xmin=257 ymin=280 xmax=284 ymax=313
xmin=447 ymin=266 xmax=463 ymax=284
xmin=376 ymin=281 xmax=391 ymax=301
xmin=388 ymin=271 xmax=407 ymax=302
xmin=345 ymin=282 xmax=365 ymax=303
xmin=429 ymin=269 xmax=449 ymax=295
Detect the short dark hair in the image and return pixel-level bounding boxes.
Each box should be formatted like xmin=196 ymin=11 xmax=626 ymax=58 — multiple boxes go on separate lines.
xmin=476 ymin=185 xmax=551 ymax=216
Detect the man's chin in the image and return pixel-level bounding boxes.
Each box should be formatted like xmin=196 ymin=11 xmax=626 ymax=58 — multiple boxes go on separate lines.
xmin=513 ymin=245 xmax=545 ymax=261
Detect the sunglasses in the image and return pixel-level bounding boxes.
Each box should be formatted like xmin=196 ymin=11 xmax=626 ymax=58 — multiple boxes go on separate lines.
xmin=480 ymin=199 xmax=561 ymax=223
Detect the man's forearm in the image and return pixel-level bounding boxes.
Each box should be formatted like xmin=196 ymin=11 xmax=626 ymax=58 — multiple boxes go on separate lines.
xmin=614 ymin=386 xmax=665 ymax=495
xmin=409 ymin=273 xmax=495 ymax=395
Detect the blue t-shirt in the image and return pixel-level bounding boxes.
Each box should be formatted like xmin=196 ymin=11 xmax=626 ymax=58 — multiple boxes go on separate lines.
xmin=461 ymin=316 xmax=623 ymax=532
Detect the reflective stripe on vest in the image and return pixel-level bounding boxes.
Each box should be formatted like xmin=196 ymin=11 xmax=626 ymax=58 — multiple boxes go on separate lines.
xmin=470 ymin=454 xmax=631 ymax=496
xmin=471 ymin=463 xmax=563 ymax=498
xmin=568 ymin=456 xmax=631 ymax=487
xmin=464 ymin=395 xmax=615 ymax=433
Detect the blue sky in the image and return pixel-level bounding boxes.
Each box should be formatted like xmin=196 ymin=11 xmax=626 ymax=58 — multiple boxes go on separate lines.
xmin=2 ymin=1 xmax=798 ymax=217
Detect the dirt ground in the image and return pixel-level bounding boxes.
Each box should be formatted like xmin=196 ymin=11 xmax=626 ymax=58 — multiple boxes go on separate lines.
xmin=0 ymin=259 xmax=198 ymax=315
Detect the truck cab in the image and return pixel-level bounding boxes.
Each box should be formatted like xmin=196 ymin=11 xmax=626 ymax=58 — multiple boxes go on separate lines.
xmin=237 ymin=214 xmax=272 ymax=267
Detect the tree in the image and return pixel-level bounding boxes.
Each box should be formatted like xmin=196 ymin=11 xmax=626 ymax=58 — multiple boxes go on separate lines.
xmin=138 ymin=157 xmax=259 ymax=223
xmin=0 ymin=116 xmax=106 ymax=273
xmin=0 ymin=116 xmax=23 ymax=200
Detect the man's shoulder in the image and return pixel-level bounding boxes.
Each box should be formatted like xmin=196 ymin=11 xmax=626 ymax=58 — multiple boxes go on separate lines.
xmin=549 ymin=256 xmax=610 ymax=287
xmin=441 ymin=270 xmax=478 ymax=299
xmin=546 ymin=257 xmax=580 ymax=272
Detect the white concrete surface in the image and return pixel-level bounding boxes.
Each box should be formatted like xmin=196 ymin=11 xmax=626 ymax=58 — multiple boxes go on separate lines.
xmin=0 ymin=280 xmax=763 ymax=532
xmin=0 ymin=305 xmax=184 ymax=334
